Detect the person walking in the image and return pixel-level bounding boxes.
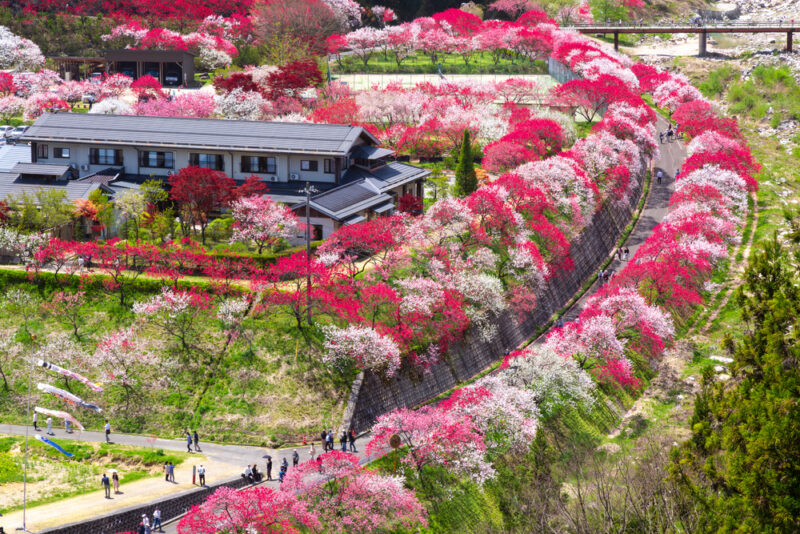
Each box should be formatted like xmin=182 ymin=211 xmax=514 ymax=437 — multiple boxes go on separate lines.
xmin=292 ymin=449 xmax=299 ymax=468
xmin=656 ymin=170 xmax=663 ymax=184
xmin=266 ymin=455 xmax=273 ymax=481
xmin=326 ymin=430 xmax=333 ymax=452
xmin=164 ymin=462 xmax=169 ymax=481
xmin=624 ymin=247 xmax=630 ymax=260
xmin=32 ymin=411 xmax=38 ymax=431
xmin=65 ymin=418 xmax=73 ymax=434
xmin=659 ymin=131 xmax=664 ymax=144
xmin=198 ymin=464 xmax=206 ymax=486
xmin=320 ymin=430 xmax=327 ymax=451
xmin=101 ymin=473 xmax=111 ymax=499
xmin=104 ymin=420 xmax=111 ymax=443
xmin=168 ymin=462 xmax=175 ymax=482
xmin=349 ymin=429 xmax=357 ymax=452
xmin=193 ymin=430 xmax=200 ymax=452
xmin=46 ymin=417 xmax=54 ymax=436
xmin=152 ymin=508 xmax=163 ymax=532
xmin=340 ymin=431 xmax=347 ymax=452
xmin=112 ymin=471 xmax=120 ymax=494
xmin=138 ymin=522 xmax=145 ymax=534
xmin=309 ymin=442 xmax=316 ymax=461
xmin=186 ymin=431 xmax=193 ymax=453
xmin=142 ymin=514 xmax=151 ymax=534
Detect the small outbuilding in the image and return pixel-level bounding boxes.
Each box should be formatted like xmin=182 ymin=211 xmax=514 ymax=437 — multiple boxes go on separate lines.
xmin=105 ymin=49 xmax=196 ymax=87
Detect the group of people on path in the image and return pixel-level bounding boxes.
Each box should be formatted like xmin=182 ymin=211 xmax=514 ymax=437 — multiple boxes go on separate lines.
xmin=136 ymin=508 xmax=163 ymax=534
xmin=320 ymin=429 xmax=357 ymax=454
xmin=100 ymin=472 xmax=120 ymax=497
xmin=185 ymin=430 xmax=200 ymax=452
xmin=33 ymin=413 xmax=75 ymax=435
xmin=658 ymin=125 xmax=681 ymax=144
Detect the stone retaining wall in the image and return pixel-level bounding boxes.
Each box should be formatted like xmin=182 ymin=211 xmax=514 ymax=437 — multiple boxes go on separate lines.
xmin=38 ymin=475 xmax=252 ymax=534
xmin=347 ymin=164 xmax=647 ymax=433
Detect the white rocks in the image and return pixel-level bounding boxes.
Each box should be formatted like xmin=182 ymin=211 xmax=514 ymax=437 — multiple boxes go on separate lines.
xmin=714 ymin=365 xmax=726 ymax=372
xmin=710 ymin=355 xmax=734 ymax=363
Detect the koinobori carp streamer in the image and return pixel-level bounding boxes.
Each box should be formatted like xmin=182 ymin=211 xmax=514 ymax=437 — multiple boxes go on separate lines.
xmin=38 ymin=360 xmax=103 ymax=392
xmin=37 ymin=383 xmax=102 ymax=413
xmin=34 ymin=406 xmax=85 ymax=431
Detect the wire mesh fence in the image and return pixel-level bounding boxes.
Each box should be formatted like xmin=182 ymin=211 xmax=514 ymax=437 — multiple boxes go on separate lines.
xmin=348 ymin=162 xmax=647 ymax=433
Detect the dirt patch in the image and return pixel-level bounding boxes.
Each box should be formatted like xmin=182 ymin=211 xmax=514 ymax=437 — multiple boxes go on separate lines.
xmin=607 ymin=341 xmax=699 ymax=440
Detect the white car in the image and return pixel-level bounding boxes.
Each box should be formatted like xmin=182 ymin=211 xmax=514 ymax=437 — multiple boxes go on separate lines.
xmin=9 ymin=126 xmax=28 ymax=140
xmin=0 ymin=125 xmax=13 ymax=137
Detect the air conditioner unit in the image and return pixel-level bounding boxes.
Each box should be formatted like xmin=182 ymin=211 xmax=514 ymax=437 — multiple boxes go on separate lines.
xmin=80 ymin=164 xmax=89 ymax=171
xmin=269 ymin=175 xmax=277 ymax=182
xmin=290 ymin=173 xmax=300 ymax=181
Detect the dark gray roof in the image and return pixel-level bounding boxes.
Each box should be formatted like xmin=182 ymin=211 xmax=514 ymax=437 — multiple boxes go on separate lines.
xmin=0 ymin=173 xmax=99 ymax=202
xmin=22 ymin=113 xmax=379 ymax=156
xmin=313 ymin=181 xmax=382 ymax=213
xmin=351 ymin=145 xmax=394 ymax=159
xmin=343 ymin=161 xmax=430 ymax=190
xmin=295 ymin=179 xmax=392 ymax=220
xmin=78 ymin=168 xmax=122 ymax=185
xmin=0 ymin=145 xmax=31 ymax=171
xmin=12 ymin=162 xmax=71 ymax=176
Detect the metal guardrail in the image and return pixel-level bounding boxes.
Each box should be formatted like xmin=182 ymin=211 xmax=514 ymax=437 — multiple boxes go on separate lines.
xmin=565 ymin=20 xmax=799 ymax=30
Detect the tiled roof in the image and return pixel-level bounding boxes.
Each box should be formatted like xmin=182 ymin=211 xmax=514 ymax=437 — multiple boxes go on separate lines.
xmin=350 ymin=145 xmax=394 ymax=159
xmin=342 ymin=161 xmax=430 ymax=190
xmin=22 ymin=113 xmax=378 ymax=156
xmin=0 ymin=173 xmax=99 ymax=202
xmin=0 ymin=145 xmax=31 ymax=171
xmin=12 ymin=162 xmax=71 ymax=176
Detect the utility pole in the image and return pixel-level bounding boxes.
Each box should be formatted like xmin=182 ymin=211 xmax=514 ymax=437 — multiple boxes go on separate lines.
xmin=301 ymin=182 xmax=318 ymax=326
xmin=18 ymin=338 xmax=36 ymax=533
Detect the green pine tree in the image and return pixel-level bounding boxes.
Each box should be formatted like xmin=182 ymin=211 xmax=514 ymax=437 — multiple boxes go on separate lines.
xmin=454 ymin=130 xmax=478 ymax=197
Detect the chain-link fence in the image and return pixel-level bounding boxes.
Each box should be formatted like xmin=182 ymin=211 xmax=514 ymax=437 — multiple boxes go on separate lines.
xmin=348 ymin=161 xmax=647 ymax=433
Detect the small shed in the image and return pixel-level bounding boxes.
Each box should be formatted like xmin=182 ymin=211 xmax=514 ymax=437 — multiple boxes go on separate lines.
xmin=105 ymin=49 xmax=196 ymax=87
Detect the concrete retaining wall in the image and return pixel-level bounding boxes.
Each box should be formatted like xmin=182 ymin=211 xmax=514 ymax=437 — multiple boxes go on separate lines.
xmin=38 ymin=475 xmax=252 ymax=534
xmin=347 ymin=163 xmax=647 ymax=433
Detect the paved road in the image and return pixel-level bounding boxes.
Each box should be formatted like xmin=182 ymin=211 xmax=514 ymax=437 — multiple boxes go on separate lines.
xmin=561 ymin=116 xmax=685 ymax=323
xmin=0 ymin=424 xmax=372 ymax=532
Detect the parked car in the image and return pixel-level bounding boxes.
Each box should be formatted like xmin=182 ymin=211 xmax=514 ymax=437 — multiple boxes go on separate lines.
xmin=81 ymin=93 xmax=97 ymax=104
xmin=89 ymin=72 xmax=103 ymax=83
xmin=121 ymin=69 xmax=135 ymax=78
xmin=9 ymin=126 xmax=29 ymax=140
xmin=164 ymin=71 xmax=180 ymax=86
xmin=144 ymin=69 xmax=159 ymax=79
xmin=0 ymin=125 xmax=14 ymax=138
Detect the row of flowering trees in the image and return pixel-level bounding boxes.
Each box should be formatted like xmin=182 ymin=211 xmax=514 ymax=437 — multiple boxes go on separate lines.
xmin=327 ymin=7 xmax=592 ymax=69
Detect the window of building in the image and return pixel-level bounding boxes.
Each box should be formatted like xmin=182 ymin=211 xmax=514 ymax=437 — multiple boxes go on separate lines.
xmin=241 ymin=156 xmax=277 ymax=174
xmin=89 ymin=148 xmax=122 ymax=165
xmin=139 ymin=151 xmax=174 ymax=169
xmin=37 ymin=144 xmax=48 ymax=159
xmin=189 ymin=153 xmax=224 ymax=171
xmin=54 ymin=147 xmax=70 ymax=159
xmin=324 ymin=158 xmax=333 ymax=174
xmin=300 ymin=160 xmax=318 ymax=172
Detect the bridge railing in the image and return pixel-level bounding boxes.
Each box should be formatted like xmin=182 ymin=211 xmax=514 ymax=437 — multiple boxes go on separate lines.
xmin=565 ymin=20 xmax=798 ymax=29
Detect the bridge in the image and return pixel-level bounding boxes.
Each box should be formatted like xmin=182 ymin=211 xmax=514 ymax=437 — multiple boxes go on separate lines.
xmin=564 ymin=21 xmax=799 ymax=55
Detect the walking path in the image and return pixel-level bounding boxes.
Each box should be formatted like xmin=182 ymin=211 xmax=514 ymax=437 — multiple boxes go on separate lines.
xmin=0 ymin=424 xmax=371 ymax=532
xmin=560 ymin=116 xmax=685 ymax=323
xmin=0 ymin=118 xmax=686 ymax=534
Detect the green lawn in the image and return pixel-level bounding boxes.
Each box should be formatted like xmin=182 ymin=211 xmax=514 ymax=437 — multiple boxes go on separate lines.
xmin=331 ymin=50 xmax=547 ymax=75
xmin=0 ymin=436 xmax=188 ymax=514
